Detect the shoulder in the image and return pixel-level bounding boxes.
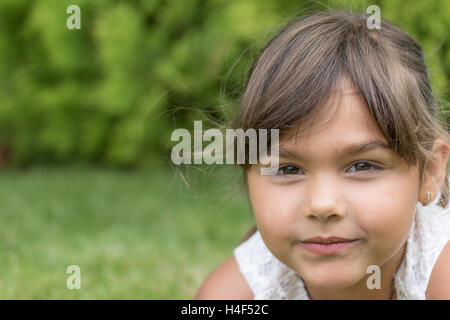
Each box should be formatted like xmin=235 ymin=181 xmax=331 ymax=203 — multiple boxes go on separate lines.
xmin=426 ymin=240 xmax=450 ymax=299
xmin=194 ymin=256 xmax=254 ymax=300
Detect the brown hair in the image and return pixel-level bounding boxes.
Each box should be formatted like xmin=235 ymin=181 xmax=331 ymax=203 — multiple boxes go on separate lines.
xmin=235 ymin=11 xmax=449 ymax=242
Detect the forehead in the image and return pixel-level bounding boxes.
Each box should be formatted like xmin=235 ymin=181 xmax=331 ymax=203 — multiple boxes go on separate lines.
xmin=281 ymin=81 xmax=388 ymax=152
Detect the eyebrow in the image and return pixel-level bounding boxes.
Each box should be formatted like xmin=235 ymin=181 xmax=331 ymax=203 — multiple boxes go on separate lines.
xmin=278 ymin=140 xmax=392 ymax=162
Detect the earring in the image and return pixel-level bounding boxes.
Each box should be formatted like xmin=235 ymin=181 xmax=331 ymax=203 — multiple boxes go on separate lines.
xmin=426 ymin=192 xmax=431 ymax=205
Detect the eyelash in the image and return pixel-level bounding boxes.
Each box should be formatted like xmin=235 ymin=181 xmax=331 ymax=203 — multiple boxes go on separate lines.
xmin=276 ymin=161 xmax=384 ymax=177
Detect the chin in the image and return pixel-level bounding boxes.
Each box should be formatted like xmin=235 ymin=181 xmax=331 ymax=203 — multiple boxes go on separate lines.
xmin=299 ymin=263 xmax=365 ymax=291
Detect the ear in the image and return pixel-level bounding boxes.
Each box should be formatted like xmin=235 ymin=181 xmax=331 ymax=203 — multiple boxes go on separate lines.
xmin=419 ymin=137 xmax=450 ymax=206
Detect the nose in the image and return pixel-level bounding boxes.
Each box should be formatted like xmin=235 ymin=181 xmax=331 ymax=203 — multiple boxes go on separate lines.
xmin=304 ymin=175 xmax=347 ymax=222
xmin=309 ymin=210 xmax=342 ymax=222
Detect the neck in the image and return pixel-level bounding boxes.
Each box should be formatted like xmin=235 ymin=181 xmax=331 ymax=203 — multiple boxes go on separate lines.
xmin=305 ymin=242 xmax=406 ymax=300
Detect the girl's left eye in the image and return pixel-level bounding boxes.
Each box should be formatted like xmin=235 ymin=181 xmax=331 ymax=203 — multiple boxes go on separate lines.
xmin=276 ymin=161 xmax=383 ymax=177
xmin=348 ymin=161 xmax=382 ymax=173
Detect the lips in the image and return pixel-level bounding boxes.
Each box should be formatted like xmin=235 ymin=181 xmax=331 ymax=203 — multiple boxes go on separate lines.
xmin=298 ymin=236 xmax=360 ymax=255
xmin=302 ymin=236 xmax=356 ymax=244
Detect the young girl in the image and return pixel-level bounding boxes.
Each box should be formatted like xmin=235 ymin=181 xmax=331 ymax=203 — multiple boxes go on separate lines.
xmin=195 ymin=11 xmax=450 ymax=300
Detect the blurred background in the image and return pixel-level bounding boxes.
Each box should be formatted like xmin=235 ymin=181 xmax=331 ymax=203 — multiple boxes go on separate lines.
xmin=0 ymin=0 xmax=448 ymax=298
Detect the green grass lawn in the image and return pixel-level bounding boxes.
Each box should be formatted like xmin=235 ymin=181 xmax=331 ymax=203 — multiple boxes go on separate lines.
xmin=0 ymin=165 xmax=254 ymax=299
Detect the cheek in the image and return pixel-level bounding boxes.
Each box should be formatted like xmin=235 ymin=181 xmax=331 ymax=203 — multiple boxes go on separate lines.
xmin=354 ymin=178 xmax=417 ymax=251
xmin=247 ymin=175 xmax=300 ymax=241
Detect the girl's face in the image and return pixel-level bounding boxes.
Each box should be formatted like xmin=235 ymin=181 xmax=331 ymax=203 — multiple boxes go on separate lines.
xmin=247 ymin=80 xmax=421 ymax=294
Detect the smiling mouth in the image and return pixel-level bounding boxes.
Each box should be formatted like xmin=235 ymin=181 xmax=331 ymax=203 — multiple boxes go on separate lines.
xmin=297 ymin=237 xmax=361 ymax=255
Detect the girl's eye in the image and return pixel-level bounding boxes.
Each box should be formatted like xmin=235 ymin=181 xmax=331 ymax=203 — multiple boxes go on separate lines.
xmin=277 ymin=165 xmax=302 ymax=175
xmin=275 ymin=162 xmax=382 ymax=177
xmin=348 ymin=161 xmax=382 ymax=173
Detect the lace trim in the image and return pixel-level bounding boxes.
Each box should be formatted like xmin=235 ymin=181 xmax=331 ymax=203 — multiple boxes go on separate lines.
xmin=394 ymin=191 xmax=450 ymax=299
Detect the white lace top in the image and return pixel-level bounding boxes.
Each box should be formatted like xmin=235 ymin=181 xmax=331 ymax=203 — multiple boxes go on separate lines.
xmin=234 ymin=187 xmax=450 ymax=300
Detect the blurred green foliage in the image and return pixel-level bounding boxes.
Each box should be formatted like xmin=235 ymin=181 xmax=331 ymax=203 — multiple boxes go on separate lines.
xmin=0 ymin=0 xmax=448 ymax=167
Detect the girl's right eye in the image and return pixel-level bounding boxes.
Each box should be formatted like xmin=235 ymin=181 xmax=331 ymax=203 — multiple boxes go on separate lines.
xmin=277 ymin=165 xmax=303 ymax=176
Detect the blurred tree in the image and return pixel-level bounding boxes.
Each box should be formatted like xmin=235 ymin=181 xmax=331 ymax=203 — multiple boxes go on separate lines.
xmin=0 ymin=0 xmax=447 ymax=167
